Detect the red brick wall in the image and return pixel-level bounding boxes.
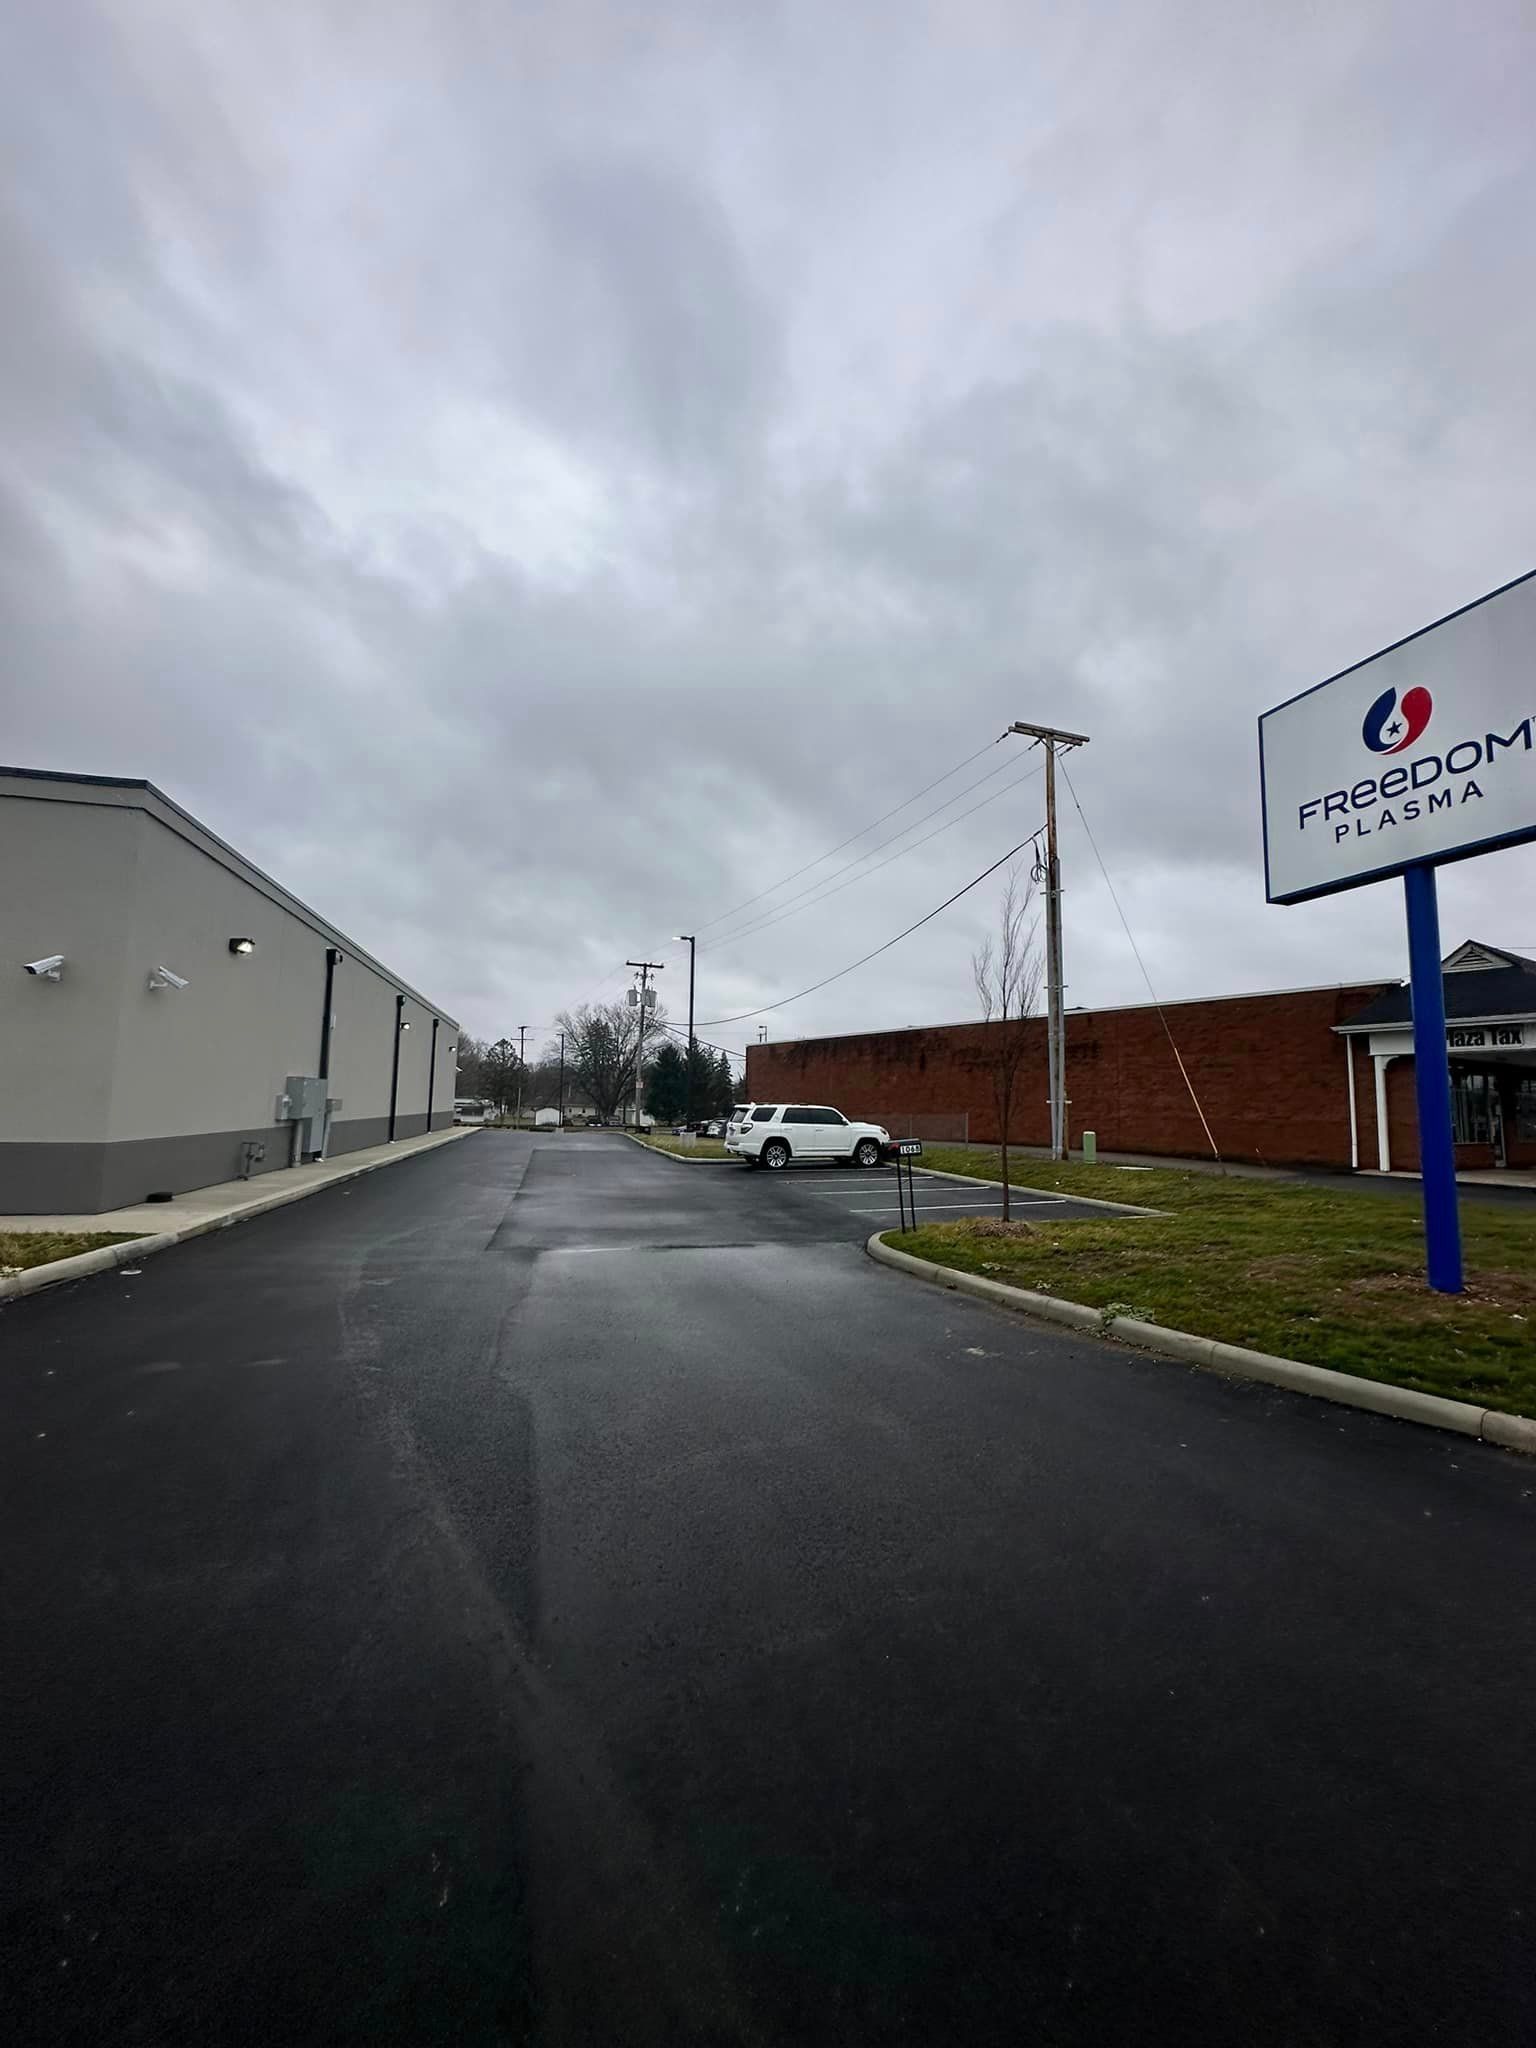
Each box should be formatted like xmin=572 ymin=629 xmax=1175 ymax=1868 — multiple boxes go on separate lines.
xmin=745 ymin=983 xmax=1393 ymax=1170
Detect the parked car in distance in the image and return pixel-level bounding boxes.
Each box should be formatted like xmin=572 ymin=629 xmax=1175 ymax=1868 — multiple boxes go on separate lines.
xmin=726 ymin=1103 xmax=890 ymax=1170
xmin=453 ymin=1098 xmax=492 ymax=1124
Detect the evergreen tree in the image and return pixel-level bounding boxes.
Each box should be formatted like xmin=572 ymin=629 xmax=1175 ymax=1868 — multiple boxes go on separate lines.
xmin=685 ymin=1042 xmax=713 ymax=1121
xmin=644 ymin=1042 xmax=688 ymax=1123
xmin=711 ymin=1049 xmax=737 ymax=1115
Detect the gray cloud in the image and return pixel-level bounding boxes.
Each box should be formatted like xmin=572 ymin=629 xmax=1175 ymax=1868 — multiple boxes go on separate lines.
xmin=3 ymin=0 xmax=1534 ymax=1062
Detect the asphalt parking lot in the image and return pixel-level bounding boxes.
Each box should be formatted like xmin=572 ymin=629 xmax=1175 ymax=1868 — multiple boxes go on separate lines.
xmin=8 ymin=1130 xmax=1536 ymax=2047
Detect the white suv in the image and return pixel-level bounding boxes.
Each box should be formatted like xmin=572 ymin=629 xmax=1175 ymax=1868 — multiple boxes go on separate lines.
xmin=727 ymin=1103 xmax=890 ymax=1171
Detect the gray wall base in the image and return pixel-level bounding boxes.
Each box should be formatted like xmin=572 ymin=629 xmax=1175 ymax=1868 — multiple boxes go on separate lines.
xmin=0 ymin=1113 xmax=460 ymax=1215
xmin=0 ymin=1142 xmax=112 ymax=1215
xmin=328 ymin=1115 xmax=392 ymax=1157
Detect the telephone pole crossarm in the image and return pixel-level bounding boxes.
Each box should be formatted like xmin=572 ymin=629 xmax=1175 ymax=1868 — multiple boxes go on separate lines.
xmin=1004 ymin=720 xmax=1090 ymax=749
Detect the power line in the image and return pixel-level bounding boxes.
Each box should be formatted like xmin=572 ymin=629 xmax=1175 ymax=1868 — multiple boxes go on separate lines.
xmin=698 ymin=829 xmax=1042 ymax=1028
xmin=692 ymin=738 xmax=1001 ymax=935
xmin=1060 ymin=760 xmax=1221 ymax=1164
xmin=567 ymin=742 xmax=1021 ymax=1016
xmin=562 ymin=745 xmax=1026 ymax=1024
xmin=657 ymin=1020 xmax=745 ymax=1063
xmin=704 ymin=756 xmax=1044 ymax=954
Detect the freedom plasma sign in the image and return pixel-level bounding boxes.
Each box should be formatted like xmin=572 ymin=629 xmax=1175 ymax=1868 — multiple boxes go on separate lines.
xmin=1259 ymin=568 xmax=1536 ymax=904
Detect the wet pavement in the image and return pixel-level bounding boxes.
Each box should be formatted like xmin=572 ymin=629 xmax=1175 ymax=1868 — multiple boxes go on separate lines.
xmin=5 ymin=1130 xmax=1535 ymax=2046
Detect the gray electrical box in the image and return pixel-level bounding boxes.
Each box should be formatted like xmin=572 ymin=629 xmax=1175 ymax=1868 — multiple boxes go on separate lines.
xmin=274 ymin=1076 xmax=334 ymax=1162
xmin=284 ymin=1076 xmax=328 ymax=1120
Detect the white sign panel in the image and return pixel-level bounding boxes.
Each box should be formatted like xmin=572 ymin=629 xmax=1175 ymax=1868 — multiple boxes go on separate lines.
xmin=1259 ymin=569 xmax=1536 ymax=903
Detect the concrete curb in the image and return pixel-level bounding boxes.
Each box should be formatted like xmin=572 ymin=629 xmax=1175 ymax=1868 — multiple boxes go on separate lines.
xmin=913 ymin=1164 xmax=1163 ymax=1217
xmin=865 ymin=1231 xmax=1536 ymax=1456
xmin=0 ymin=1128 xmax=477 ymax=1306
xmin=623 ymin=1133 xmax=741 ymax=1164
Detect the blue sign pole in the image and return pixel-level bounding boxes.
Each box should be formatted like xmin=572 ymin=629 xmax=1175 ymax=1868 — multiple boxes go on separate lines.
xmin=1402 ymin=862 xmax=1463 ymax=1294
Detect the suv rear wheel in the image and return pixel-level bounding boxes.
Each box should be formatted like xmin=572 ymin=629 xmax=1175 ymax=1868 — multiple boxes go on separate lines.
xmin=853 ymin=1138 xmax=881 ymax=1169
xmin=760 ymin=1138 xmax=791 ymax=1171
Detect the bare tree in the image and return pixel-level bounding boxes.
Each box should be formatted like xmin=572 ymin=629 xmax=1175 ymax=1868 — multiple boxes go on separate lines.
xmin=554 ymin=999 xmax=667 ymax=1124
xmin=453 ymin=1035 xmax=487 ymax=1100
xmin=972 ymin=864 xmax=1044 ymax=1219
xmin=480 ymin=1037 xmax=522 ymax=1117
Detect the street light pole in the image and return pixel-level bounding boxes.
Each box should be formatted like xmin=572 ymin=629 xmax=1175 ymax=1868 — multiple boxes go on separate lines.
xmin=558 ymin=1029 xmax=566 ymax=1128
xmin=675 ymin=935 xmax=696 ymax=1127
xmin=1004 ymin=718 xmax=1090 ymax=1161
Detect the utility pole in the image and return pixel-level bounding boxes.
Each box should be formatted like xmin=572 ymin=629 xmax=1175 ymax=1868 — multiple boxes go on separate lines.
xmin=516 ymin=1024 xmax=529 ymax=1128
xmin=558 ymin=1029 xmax=566 ymax=1128
xmin=1004 ymin=719 xmax=1090 ymax=1161
xmin=674 ymin=935 xmax=696 ymax=1127
xmin=626 ymin=961 xmax=664 ymax=1129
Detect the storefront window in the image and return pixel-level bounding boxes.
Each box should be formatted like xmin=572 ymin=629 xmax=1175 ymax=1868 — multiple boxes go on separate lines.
xmin=1515 ymin=1077 xmax=1536 ymax=1142
xmin=1451 ymin=1070 xmax=1494 ymax=1145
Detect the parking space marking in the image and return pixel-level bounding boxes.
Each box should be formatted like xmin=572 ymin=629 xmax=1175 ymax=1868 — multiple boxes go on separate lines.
xmin=851 ymin=1196 xmax=1067 ymax=1214
xmin=800 ymin=1176 xmax=949 ymax=1193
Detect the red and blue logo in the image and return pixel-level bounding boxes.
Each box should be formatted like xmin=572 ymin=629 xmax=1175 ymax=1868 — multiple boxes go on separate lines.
xmin=1362 ymin=683 xmax=1433 ymax=755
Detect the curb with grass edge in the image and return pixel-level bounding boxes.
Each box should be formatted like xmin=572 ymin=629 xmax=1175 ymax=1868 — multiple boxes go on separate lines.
xmin=624 ymin=1133 xmax=741 ymax=1164
xmin=865 ymin=1230 xmax=1536 ymax=1456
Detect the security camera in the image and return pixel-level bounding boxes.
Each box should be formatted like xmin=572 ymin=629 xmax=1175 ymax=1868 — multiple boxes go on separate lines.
xmin=22 ymin=955 xmax=65 ymax=980
xmin=147 ymin=965 xmax=189 ymax=992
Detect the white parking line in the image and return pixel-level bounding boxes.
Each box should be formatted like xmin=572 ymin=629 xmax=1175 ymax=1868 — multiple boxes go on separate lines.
xmin=851 ymin=1196 xmax=1067 ymax=1213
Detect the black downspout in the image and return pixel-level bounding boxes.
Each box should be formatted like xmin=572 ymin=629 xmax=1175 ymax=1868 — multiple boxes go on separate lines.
xmin=319 ymin=948 xmax=342 ymax=1079
xmin=388 ymin=993 xmax=404 ymax=1141
xmin=427 ymin=1018 xmax=439 ymax=1134
xmin=686 ymin=939 xmax=696 ymax=1126
xmin=311 ymin=948 xmax=343 ymax=1163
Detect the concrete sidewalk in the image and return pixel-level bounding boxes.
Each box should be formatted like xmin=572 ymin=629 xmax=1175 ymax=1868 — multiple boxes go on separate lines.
xmin=0 ymin=1124 xmax=475 ymax=1237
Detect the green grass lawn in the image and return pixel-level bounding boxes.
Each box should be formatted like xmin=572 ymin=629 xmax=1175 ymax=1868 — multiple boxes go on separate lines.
xmin=898 ymin=1153 xmax=1536 ymax=1417
xmin=0 ymin=1231 xmax=143 ymax=1276
xmin=632 ymin=1134 xmax=733 ymax=1160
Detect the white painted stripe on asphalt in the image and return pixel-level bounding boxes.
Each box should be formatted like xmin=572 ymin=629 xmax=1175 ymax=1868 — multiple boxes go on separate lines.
xmin=802 ymin=1177 xmax=947 ymax=1194
xmin=851 ymin=1197 xmax=1068 ymax=1213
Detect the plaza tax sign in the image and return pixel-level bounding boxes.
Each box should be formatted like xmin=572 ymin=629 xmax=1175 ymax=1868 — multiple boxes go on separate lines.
xmin=1259 ymin=569 xmax=1536 ymax=903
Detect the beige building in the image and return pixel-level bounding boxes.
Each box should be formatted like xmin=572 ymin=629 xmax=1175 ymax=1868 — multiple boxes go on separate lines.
xmin=1 ymin=767 xmax=459 ymax=1213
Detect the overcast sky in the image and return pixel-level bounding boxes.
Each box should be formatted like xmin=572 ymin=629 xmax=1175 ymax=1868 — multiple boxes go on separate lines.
xmin=4 ymin=0 xmax=1534 ymax=1062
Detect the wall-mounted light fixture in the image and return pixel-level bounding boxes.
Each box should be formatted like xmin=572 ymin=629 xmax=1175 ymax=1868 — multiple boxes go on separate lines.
xmin=228 ymin=937 xmax=256 ymax=956
xmin=22 ymin=955 xmax=65 ymax=980
xmin=400 ymin=1018 xmax=412 ymax=1031
xmin=148 ymin=965 xmax=189 ymax=992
